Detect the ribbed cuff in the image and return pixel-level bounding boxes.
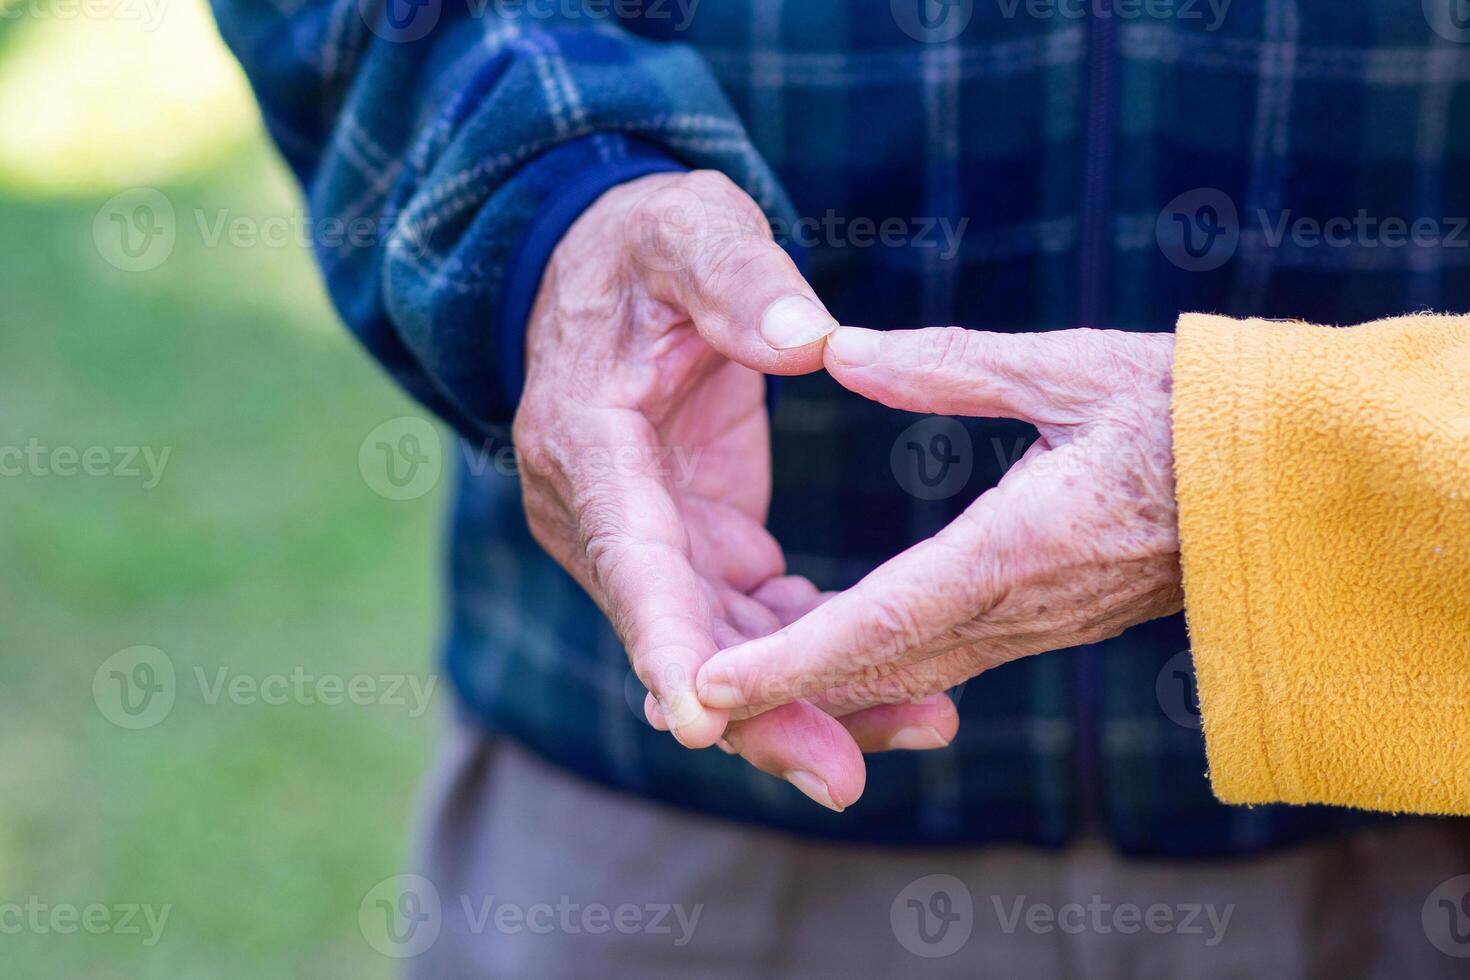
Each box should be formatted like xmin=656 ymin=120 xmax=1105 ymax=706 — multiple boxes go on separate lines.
xmin=497 ymin=135 xmax=687 ymax=406
xmin=1172 ymin=313 xmax=1292 ymax=804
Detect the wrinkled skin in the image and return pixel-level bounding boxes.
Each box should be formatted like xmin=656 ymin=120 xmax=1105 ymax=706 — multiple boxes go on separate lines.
xmin=696 ymin=326 xmax=1184 ymax=727
xmin=513 ymin=172 xmax=958 ymax=812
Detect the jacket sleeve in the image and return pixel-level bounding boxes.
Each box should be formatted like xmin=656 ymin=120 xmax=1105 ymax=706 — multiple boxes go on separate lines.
xmin=1172 ymin=312 xmax=1470 ymax=815
xmin=209 ymin=0 xmax=796 ymax=441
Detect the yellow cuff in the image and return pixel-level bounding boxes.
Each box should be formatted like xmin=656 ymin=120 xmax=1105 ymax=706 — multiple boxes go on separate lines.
xmin=1173 ymin=312 xmax=1470 ymax=814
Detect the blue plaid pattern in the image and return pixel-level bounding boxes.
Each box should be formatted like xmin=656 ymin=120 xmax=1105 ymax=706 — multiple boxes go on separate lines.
xmin=213 ymin=0 xmax=1470 ymax=852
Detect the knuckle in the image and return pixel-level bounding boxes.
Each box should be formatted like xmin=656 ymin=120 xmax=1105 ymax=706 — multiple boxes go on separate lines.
xmin=579 ymin=500 xmax=623 ymax=561
xmin=854 ymin=595 xmax=927 ymax=661
xmin=681 ymin=168 xmax=740 ymax=199
xmin=510 ymin=411 xmax=543 ymax=453
xmin=919 ymin=326 xmax=977 ymax=377
xmin=580 ymin=517 xmax=631 ymax=597
xmin=682 ymin=170 xmax=764 ymax=226
xmin=633 ymin=172 xmax=776 ymax=305
xmin=697 ymin=235 xmax=781 ymax=296
xmin=842 ymin=664 xmax=925 ymax=708
xmin=890 ymin=667 xmax=937 ymax=703
xmin=509 ymin=413 xmax=559 ymax=482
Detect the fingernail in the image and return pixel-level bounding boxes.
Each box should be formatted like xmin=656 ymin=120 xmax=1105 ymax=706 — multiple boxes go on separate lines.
xmin=784 ymin=770 xmax=844 ymax=812
xmin=887 ymin=726 xmax=951 ymax=751
xmin=826 ymin=326 xmax=883 ymax=366
xmin=760 ymin=296 xmax=837 ymax=350
xmin=715 ymin=737 xmax=737 ymax=755
xmin=697 ymin=679 xmax=744 ymax=709
xmin=661 ymin=690 xmax=705 ymax=729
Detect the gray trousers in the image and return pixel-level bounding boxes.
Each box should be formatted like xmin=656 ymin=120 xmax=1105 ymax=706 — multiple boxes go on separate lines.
xmin=403 ymin=725 xmax=1470 ymax=979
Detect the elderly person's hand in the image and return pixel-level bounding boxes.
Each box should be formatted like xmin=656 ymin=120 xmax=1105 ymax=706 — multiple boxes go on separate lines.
xmin=513 ymin=173 xmax=959 ymax=811
xmin=695 ymin=326 xmax=1185 ymax=723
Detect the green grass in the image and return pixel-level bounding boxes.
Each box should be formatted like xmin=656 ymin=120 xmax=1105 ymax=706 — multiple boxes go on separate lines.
xmin=0 ymin=136 xmax=447 ymax=978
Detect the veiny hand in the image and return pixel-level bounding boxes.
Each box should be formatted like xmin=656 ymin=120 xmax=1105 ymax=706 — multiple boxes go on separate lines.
xmin=513 ymin=172 xmax=958 ymax=811
xmin=695 ymin=326 xmax=1184 ymax=726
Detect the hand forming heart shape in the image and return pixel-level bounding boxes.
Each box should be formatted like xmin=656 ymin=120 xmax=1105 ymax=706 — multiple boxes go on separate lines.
xmin=516 ymin=170 xmax=1183 ymax=811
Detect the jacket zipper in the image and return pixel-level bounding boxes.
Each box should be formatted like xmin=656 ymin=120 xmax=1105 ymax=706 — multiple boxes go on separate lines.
xmin=1073 ymin=10 xmax=1119 ymax=839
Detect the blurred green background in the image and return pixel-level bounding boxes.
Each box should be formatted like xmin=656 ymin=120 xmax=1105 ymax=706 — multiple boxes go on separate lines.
xmin=0 ymin=4 xmax=445 ymax=977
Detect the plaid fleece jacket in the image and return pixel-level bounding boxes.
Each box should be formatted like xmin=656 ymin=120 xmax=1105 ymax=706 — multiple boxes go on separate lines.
xmin=211 ymin=0 xmax=1470 ymax=852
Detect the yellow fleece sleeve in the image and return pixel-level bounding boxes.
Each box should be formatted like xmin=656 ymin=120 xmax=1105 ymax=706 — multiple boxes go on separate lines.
xmin=1172 ymin=312 xmax=1470 ymax=815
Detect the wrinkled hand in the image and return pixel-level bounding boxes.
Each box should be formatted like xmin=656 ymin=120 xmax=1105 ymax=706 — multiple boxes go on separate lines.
xmin=696 ymin=326 xmax=1184 ymax=726
xmin=513 ymin=173 xmax=958 ymax=811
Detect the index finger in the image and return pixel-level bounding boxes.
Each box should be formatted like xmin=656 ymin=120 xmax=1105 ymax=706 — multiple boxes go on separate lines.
xmin=695 ymin=495 xmax=1014 ymax=710
xmin=572 ymin=422 xmax=729 ymax=748
xmin=630 ymin=171 xmax=837 ymax=370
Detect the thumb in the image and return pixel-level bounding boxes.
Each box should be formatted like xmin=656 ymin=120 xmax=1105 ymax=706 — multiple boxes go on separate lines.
xmin=629 ymin=171 xmax=836 ymax=374
xmin=822 ymin=325 xmax=1118 ymax=426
